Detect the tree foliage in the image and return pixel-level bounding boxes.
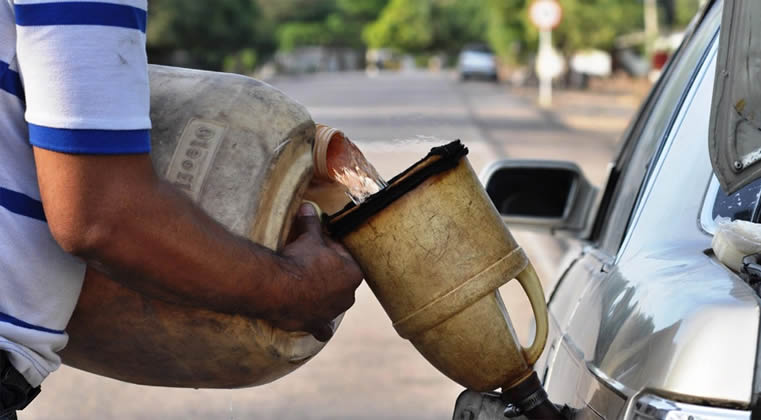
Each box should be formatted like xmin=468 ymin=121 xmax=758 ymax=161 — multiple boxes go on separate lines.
xmin=483 ymin=0 xmax=648 ymax=61
xmin=257 ymin=0 xmax=337 ymax=23
xmin=670 ymin=0 xmax=703 ymax=27
xmin=364 ymin=0 xmax=486 ymax=54
xmin=144 ymin=0 xmax=700 ymax=71
xmin=147 ymin=0 xmax=270 ymax=71
xmin=336 ymin=0 xmax=389 ymax=20
xmin=270 ymin=0 xmax=386 ymax=51
xmin=363 ymin=0 xmax=433 ymax=52
xmin=431 ymin=0 xmax=489 ymax=52
xmin=550 ymin=0 xmax=644 ymax=53
xmin=277 ymin=22 xmax=332 ymax=51
xmin=485 ymin=0 xmax=529 ymax=61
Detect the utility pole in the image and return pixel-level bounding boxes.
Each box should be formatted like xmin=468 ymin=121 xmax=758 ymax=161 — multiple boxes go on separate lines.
xmin=529 ymin=0 xmax=563 ymax=108
xmin=644 ymin=0 xmax=659 ymax=58
xmin=537 ymin=30 xmax=553 ymax=108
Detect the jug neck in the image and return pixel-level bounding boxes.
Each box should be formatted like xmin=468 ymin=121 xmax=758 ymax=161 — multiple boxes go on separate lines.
xmin=314 ymin=123 xmax=343 ymax=180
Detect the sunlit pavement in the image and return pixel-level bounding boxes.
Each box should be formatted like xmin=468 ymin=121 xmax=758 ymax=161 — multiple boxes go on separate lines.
xmin=23 ymin=70 xmax=639 ymax=420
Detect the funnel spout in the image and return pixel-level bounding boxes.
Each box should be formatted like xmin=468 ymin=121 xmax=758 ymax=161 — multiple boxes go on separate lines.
xmin=502 ymin=372 xmax=565 ymax=419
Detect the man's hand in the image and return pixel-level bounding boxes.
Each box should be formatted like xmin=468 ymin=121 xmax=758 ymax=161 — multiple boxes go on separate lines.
xmin=34 ymin=150 xmax=361 ymax=341
xmin=271 ymin=203 xmax=363 ymax=341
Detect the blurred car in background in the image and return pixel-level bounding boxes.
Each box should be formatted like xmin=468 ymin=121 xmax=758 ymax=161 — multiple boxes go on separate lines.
xmin=566 ymin=49 xmax=612 ymax=89
xmin=457 ymin=44 xmax=498 ymax=81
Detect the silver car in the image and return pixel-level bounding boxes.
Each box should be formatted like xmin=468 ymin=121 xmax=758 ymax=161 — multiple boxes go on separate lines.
xmin=456 ymin=1 xmax=761 ymax=418
xmin=457 ymin=44 xmax=498 ymax=81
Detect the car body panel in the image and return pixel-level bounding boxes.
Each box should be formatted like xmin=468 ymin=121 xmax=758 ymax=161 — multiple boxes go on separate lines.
xmin=536 ymin=2 xmax=761 ymax=413
xmin=603 ymin=35 xmax=758 ymax=405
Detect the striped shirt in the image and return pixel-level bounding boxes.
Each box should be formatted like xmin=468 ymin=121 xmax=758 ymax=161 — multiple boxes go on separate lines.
xmin=0 ymin=0 xmax=150 ymax=386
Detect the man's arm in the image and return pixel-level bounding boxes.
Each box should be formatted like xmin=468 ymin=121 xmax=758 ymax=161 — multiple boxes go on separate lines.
xmin=14 ymin=0 xmax=361 ymax=340
xmin=34 ymin=149 xmax=362 ymax=340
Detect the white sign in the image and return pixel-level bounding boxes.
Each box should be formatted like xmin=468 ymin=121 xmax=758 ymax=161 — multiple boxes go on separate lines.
xmin=530 ymin=0 xmax=562 ymax=31
xmin=535 ymin=46 xmax=565 ymax=80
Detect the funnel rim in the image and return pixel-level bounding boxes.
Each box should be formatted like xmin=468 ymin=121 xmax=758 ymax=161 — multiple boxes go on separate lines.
xmin=327 ymin=140 xmax=468 ymax=238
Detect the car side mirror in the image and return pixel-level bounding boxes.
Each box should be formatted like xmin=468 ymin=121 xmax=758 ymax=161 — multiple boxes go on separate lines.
xmin=481 ymin=160 xmax=597 ymax=233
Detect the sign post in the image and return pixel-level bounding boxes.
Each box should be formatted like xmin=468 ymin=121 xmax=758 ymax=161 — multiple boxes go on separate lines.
xmin=529 ymin=0 xmax=563 ymax=107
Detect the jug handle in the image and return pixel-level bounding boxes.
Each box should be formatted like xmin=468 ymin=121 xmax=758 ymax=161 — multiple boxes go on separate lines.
xmin=516 ymin=263 xmax=549 ymax=366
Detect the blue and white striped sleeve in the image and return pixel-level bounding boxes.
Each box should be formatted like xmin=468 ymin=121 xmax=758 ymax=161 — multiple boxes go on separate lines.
xmin=14 ymin=0 xmax=151 ymax=154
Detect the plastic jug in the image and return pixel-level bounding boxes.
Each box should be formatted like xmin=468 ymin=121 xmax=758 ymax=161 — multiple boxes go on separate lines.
xmin=328 ymin=141 xmax=549 ymax=392
xmin=60 ymin=65 xmax=335 ymax=388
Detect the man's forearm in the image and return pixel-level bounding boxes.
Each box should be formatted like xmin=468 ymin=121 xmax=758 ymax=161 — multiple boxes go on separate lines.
xmin=35 ymin=150 xmax=291 ymax=319
xmin=84 ymin=179 xmax=290 ymax=317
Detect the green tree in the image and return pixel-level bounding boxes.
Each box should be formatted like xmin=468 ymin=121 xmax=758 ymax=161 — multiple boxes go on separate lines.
xmin=431 ymin=0 xmax=488 ymax=53
xmin=363 ymin=0 xmax=486 ymax=54
xmin=147 ymin=0 xmax=270 ymax=71
xmin=277 ymin=22 xmax=331 ymax=51
xmin=484 ymin=0 xmax=648 ymax=63
xmin=487 ymin=0 xmax=644 ymax=61
xmin=549 ymin=0 xmax=644 ymax=53
xmin=330 ymin=0 xmax=388 ymax=48
xmin=336 ymin=0 xmax=388 ymax=20
xmin=363 ymin=0 xmax=434 ymax=52
xmin=485 ymin=0 xmax=528 ymax=61
xmin=269 ymin=0 xmax=387 ymax=51
xmin=257 ymin=0 xmax=337 ymax=23
xmin=672 ymin=0 xmax=702 ymax=27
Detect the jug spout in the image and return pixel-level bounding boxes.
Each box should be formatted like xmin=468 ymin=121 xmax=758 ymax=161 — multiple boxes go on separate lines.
xmin=313 ymin=123 xmax=387 ymax=204
xmin=313 ymin=123 xmax=342 ymax=180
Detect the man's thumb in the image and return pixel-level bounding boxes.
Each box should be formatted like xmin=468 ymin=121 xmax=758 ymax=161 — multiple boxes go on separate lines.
xmin=293 ymin=203 xmax=324 ymax=240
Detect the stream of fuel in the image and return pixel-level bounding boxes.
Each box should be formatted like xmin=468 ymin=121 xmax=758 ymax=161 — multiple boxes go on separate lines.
xmin=325 ymin=132 xmax=388 ymax=204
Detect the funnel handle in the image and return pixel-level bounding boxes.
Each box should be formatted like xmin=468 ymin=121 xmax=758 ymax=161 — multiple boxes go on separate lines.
xmin=516 ymin=263 xmax=549 ymax=366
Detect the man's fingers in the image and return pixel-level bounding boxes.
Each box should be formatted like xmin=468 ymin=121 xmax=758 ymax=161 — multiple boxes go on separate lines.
xmin=308 ymin=323 xmax=335 ymax=342
xmin=272 ymin=319 xmax=334 ymax=343
xmin=292 ymin=203 xmax=325 ymax=243
xmin=271 ymin=319 xmax=303 ymax=332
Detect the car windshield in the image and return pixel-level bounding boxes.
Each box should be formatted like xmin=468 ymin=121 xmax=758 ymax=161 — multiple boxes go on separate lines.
xmin=595 ymin=2 xmax=721 ymax=254
xmin=702 ymin=176 xmax=761 ymax=233
xmin=712 ymin=179 xmax=761 ymax=222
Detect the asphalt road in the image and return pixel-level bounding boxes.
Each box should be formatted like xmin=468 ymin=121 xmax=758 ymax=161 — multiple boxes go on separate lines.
xmin=23 ymin=71 xmax=637 ymax=420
